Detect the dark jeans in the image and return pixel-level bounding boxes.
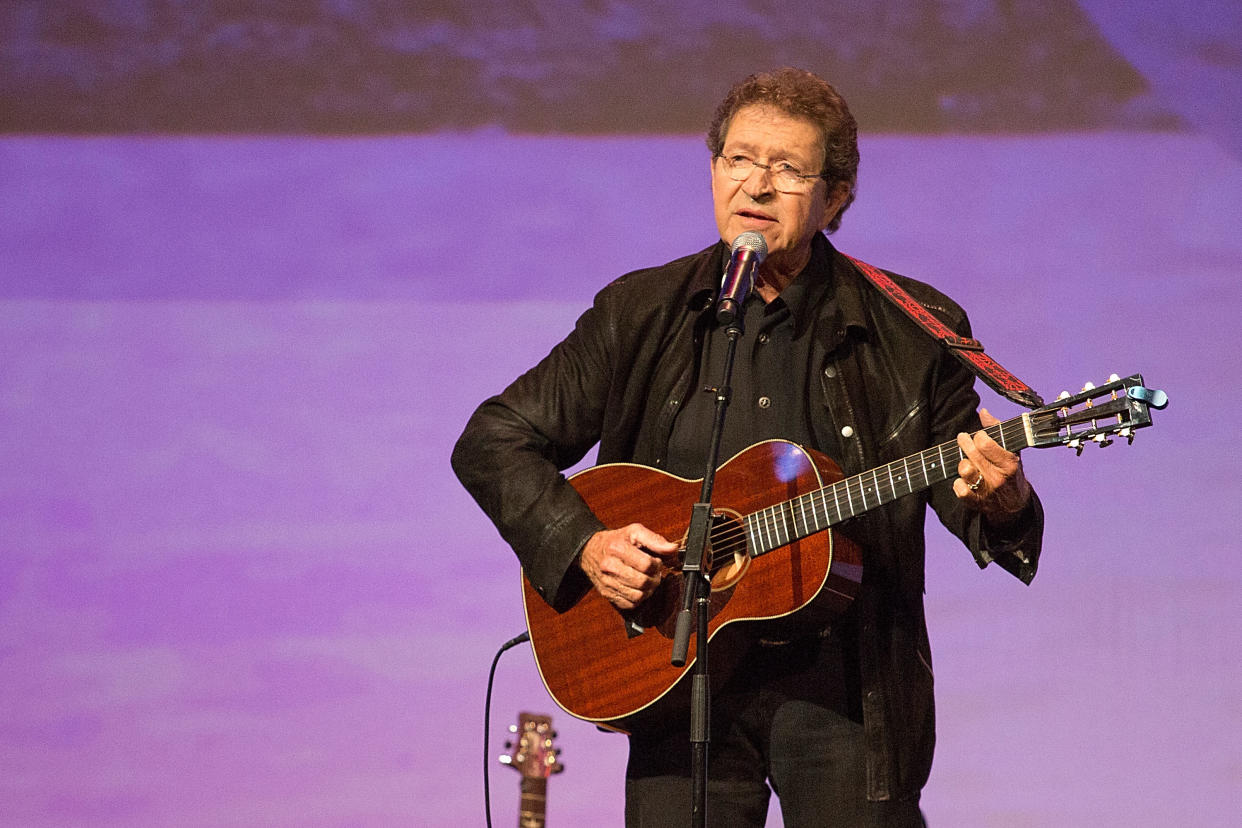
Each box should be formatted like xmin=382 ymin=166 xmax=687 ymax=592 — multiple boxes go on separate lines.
xmin=623 ymin=631 xmax=925 ymax=828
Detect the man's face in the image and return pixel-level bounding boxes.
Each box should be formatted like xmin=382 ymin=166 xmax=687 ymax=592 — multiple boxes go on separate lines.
xmin=711 ymin=104 xmax=847 ymax=276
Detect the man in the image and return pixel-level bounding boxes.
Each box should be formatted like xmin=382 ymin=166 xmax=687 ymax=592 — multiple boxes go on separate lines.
xmin=452 ymin=68 xmax=1041 ymax=827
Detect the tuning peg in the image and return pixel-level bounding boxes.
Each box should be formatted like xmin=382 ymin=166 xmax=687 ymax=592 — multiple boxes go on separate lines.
xmin=1108 ymin=373 xmax=1120 ymax=382
xmin=1082 ymin=381 xmax=1095 ymax=391
xmin=1057 ymin=390 xmax=1071 ymax=401
xmin=508 ymin=724 xmax=518 ymax=733
xmin=1127 ymin=386 xmax=1169 ymax=409
xmin=1094 ymin=434 xmax=1113 ymax=447
xmin=499 ymin=754 xmax=513 ymax=765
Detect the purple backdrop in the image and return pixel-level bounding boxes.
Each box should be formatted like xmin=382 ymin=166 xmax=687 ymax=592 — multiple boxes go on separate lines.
xmin=3 ymin=3 xmax=1241 ymax=826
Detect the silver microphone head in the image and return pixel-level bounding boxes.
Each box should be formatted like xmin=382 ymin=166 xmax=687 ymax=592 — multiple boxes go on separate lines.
xmin=730 ymin=231 xmax=768 ymax=263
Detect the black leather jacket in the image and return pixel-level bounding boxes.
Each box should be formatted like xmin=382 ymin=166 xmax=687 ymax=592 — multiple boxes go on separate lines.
xmin=452 ymin=234 xmax=1042 ymax=800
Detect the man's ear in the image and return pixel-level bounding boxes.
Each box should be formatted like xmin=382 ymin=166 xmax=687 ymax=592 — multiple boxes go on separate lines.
xmin=822 ymin=181 xmax=851 ymax=230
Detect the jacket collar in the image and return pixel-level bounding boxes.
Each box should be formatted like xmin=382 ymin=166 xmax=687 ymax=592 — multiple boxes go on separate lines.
xmin=815 ymin=234 xmax=872 ymax=350
xmin=684 ymin=242 xmax=728 ymax=314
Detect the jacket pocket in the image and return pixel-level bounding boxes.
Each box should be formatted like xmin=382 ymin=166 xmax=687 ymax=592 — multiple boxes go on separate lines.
xmin=876 ymin=399 xmax=927 ymax=454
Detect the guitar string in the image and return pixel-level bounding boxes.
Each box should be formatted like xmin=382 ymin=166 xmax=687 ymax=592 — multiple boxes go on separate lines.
xmin=691 ymin=419 xmax=1034 ymax=572
xmin=702 ymin=449 xmax=973 ymax=568
xmin=695 ymin=408 xmax=1131 ymax=572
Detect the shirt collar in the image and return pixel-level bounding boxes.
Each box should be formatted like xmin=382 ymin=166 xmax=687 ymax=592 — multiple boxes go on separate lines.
xmin=693 ymin=235 xmax=872 ymax=341
xmin=775 ymin=236 xmax=832 ymax=338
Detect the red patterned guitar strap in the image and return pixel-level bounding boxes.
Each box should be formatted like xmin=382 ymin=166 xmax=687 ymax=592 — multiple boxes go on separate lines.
xmin=844 ymin=254 xmax=1045 ymax=409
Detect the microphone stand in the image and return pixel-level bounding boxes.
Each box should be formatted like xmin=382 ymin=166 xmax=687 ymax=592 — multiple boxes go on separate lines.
xmin=670 ymin=300 xmax=747 ymax=828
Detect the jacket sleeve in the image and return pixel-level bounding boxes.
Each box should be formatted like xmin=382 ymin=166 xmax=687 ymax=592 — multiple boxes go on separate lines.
xmin=450 ymin=296 xmax=617 ymax=607
xmin=922 ymin=315 xmax=1044 ymax=585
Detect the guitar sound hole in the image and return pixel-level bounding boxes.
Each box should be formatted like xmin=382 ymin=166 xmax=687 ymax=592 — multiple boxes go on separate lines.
xmin=708 ymin=511 xmax=749 ymax=591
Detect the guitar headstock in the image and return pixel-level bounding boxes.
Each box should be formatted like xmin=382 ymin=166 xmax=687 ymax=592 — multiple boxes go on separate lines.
xmin=1027 ymin=373 xmax=1168 ymax=453
xmin=499 ymin=712 xmax=564 ymax=780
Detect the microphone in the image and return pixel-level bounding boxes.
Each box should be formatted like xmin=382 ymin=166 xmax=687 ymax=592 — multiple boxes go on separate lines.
xmin=716 ymin=231 xmax=768 ymax=325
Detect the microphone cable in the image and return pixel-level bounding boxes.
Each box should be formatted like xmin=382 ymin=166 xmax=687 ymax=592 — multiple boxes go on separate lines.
xmin=484 ymin=630 xmax=531 ymax=828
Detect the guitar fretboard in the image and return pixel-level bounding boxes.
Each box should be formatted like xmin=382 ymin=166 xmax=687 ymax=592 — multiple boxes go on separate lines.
xmin=744 ymin=417 xmax=1030 ymax=557
xmin=518 ymin=777 xmax=547 ymax=828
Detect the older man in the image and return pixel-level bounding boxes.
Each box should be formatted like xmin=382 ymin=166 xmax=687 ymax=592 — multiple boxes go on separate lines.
xmin=453 ymin=67 xmax=1041 ymax=827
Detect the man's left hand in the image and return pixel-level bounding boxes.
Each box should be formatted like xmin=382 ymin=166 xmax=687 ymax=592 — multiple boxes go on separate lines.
xmin=953 ymin=408 xmax=1032 ymax=522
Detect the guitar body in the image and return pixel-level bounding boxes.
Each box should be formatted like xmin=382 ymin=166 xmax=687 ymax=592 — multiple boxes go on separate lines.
xmin=522 ymin=440 xmax=863 ymax=730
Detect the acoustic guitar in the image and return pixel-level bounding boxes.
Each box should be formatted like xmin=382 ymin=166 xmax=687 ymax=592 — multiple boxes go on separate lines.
xmin=522 ymin=373 xmax=1167 ymax=730
xmin=499 ymin=712 xmax=563 ymax=828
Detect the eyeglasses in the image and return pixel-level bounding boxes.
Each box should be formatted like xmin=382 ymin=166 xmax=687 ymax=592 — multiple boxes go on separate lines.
xmin=715 ymin=153 xmax=829 ymax=193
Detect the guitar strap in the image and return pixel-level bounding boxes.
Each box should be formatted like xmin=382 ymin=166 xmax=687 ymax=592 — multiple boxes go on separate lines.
xmin=844 ymin=254 xmax=1045 ymax=409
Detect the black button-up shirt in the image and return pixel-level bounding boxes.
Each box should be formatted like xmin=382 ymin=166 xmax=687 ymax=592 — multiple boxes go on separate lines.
xmin=666 ymin=250 xmax=840 ymax=478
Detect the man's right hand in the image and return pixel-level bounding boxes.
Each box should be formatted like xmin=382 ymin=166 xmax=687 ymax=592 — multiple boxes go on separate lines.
xmin=578 ymin=524 xmax=679 ymax=610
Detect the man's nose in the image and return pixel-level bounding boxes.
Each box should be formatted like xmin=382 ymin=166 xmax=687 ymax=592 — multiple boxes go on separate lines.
xmin=743 ymin=165 xmax=776 ymax=200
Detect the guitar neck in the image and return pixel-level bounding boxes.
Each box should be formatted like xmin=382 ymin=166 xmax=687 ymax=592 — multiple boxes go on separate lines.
xmin=746 ymin=415 xmax=1032 ymax=556
xmin=518 ymin=777 xmax=547 ymax=828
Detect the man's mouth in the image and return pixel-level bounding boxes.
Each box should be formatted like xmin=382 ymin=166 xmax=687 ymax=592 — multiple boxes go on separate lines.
xmin=737 ymin=209 xmax=776 ymax=223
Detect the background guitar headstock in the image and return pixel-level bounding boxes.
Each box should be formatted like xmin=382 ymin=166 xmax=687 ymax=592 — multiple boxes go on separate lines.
xmin=499 ymin=713 xmax=563 ymax=828
xmin=499 ymin=711 xmax=564 ymax=781
xmin=1027 ymin=372 xmax=1167 ymax=453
